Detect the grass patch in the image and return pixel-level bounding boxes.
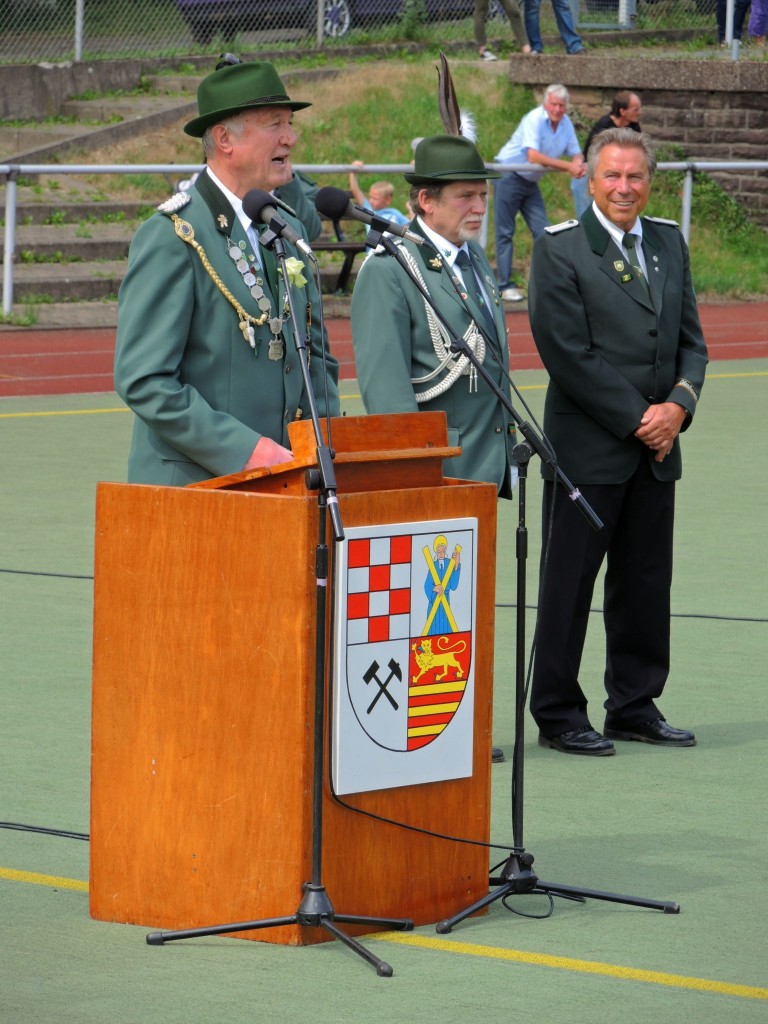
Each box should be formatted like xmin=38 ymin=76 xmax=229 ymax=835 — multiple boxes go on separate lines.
xmin=0 ymin=307 xmax=39 ymax=326
xmin=18 ymin=250 xmax=82 ymax=265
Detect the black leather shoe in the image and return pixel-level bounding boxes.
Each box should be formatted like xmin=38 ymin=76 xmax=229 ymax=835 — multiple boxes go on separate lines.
xmin=538 ymin=727 xmax=615 ymax=756
xmin=604 ymin=718 xmax=696 ymax=746
xmin=492 ymin=746 xmax=505 ymax=763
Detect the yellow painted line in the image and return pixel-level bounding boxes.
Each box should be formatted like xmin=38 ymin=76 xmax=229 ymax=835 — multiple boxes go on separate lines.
xmin=0 ymin=866 xmax=88 ymax=892
xmin=371 ymin=932 xmax=768 ymax=1001
xmin=0 ymin=371 xmax=763 ymax=421
xmin=0 ymin=407 xmax=128 ymax=419
xmin=1 ymin=865 xmax=766 ymax=1000
xmin=708 ymin=370 xmax=768 ymax=379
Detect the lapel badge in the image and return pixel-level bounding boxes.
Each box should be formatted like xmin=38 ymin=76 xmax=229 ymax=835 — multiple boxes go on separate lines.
xmin=429 ymin=256 xmax=443 ymax=269
xmin=614 ymin=260 xmax=625 ymax=272
xmin=486 ymin=276 xmax=500 ymax=304
xmin=621 ymin=273 xmax=632 ymax=284
xmin=217 ymin=214 xmax=229 ymax=229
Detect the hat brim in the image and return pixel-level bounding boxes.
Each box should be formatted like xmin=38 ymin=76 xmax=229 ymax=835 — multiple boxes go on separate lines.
xmin=184 ymin=98 xmax=311 ymax=138
xmin=404 ymin=167 xmax=501 ymax=184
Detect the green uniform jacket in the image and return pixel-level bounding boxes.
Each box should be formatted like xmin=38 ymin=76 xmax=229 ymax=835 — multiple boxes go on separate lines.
xmin=114 ymin=174 xmax=339 ymax=486
xmin=350 ymin=225 xmax=517 ymax=497
xmin=528 ymin=206 xmax=708 ymax=484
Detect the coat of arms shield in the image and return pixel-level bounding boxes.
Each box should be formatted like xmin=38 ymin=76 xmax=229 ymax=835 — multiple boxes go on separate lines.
xmin=331 ymin=517 xmax=478 ymax=796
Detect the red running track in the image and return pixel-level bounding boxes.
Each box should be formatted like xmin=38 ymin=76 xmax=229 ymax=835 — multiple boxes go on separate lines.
xmin=0 ymin=304 xmax=765 ymax=398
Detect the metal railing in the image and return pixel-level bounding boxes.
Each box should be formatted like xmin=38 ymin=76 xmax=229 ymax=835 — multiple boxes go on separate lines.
xmin=3 ymin=159 xmax=768 ymax=315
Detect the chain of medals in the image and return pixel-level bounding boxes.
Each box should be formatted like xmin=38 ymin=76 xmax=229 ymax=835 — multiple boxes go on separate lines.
xmin=171 ymin=214 xmax=285 ymax=360
xmin=226 ymin=235 xmax=286 ymax=361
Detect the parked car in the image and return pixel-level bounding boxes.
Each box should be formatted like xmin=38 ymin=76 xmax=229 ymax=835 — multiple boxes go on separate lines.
xmin=175 ymin=0 xmax=503 ymax=44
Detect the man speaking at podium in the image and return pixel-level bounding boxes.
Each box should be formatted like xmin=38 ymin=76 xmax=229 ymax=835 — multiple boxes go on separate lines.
xmin=351 ymin=135 xmax=518 ymax=500
xmin=114 ymin=59 xmax=339 ymax=486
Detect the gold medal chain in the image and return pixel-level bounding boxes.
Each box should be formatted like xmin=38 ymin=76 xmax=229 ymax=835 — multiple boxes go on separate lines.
xmin=172 ymin=215 xmax=269 ymax=340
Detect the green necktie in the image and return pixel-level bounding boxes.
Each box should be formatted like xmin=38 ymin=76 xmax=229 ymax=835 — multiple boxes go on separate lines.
xmin=622 ymin=232 xmax=651 ymax=300
xmin=455 ymin=248 xmax=495 ymax=336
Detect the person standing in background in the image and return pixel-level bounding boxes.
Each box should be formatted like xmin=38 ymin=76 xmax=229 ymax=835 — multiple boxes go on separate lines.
xmin=472 ymin=0 xmax=531 ymax=60
xmin=572 ymin=90 xmax=642 ymax=217
xmin=524 ymin=0 xmax=586 ymax=55
xmin=747 ymin=0 xmax=767 ymax=46
xmin=715 ymin=0 xmax=752 ymax=46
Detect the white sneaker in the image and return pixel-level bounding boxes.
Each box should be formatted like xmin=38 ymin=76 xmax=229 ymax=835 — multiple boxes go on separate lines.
xmin=501 ymin=286 xmax=525 ymax=302
xmin=479 ymin=49 xmax=498 ymax=61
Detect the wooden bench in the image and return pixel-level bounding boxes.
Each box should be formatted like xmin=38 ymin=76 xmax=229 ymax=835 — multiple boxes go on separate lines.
xmin=314 ymin=219 xmax=367 ymax=294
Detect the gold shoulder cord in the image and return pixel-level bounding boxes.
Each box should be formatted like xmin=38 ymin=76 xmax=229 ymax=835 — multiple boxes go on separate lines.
xmin=172 ymin=214 xmax=268 ymax=349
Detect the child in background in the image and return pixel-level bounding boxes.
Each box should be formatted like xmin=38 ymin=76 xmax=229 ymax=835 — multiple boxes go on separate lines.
xmin=348 ymin=162 xmax=412 ymax=230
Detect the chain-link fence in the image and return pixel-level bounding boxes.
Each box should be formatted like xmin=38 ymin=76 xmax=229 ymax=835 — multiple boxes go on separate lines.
xmin=1 ymin=0 xmax=717 ymax=64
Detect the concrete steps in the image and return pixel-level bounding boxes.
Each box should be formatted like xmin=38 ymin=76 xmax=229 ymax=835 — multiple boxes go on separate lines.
xmin=0 ymin=93 xmax=196 ymax=163
xmin=6 ymin=224 xmax=136 ymax=263
xmin=9 ymin=201 xmax=155 ymax=225
xmin=10 ymin=260 xmax=126 ymax=302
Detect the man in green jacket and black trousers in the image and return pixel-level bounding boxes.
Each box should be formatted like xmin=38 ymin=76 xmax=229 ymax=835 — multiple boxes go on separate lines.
xmin=529 ymin=128 xmax=708 ymax=757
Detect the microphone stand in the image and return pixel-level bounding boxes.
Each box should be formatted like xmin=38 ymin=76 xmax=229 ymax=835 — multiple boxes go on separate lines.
xmin=145 ymin=229 xmax=414 ymax=977
xmin=367 ymin=231 xmax=680 ymax=932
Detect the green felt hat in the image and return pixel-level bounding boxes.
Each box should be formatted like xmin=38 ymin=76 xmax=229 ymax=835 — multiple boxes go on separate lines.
xmin=404 ymin=135 xmax=500 ymax=185
xmin=184 ymin=61 xmax=310 ymax=138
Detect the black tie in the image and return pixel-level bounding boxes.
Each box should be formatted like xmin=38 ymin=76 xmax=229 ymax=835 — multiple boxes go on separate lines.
xmin=622 ymin=232 xmax=651 ymax=300
xmin=455 ymin=249 xmax=495 ymax=336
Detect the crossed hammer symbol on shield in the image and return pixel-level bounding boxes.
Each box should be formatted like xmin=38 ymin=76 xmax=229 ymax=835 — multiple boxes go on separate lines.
xmin=363 ymin=658 xmax=402 ymax=715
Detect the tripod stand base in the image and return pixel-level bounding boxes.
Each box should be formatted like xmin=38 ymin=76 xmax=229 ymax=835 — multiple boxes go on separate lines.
xmin=146 ymin=884 xmax=413 ymax=977
xmin=436 ymin=853 xmax=680 ymax=933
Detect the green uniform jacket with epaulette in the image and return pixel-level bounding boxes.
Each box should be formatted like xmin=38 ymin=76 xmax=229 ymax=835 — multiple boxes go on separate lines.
xmin=114 ymin=173 xmax=339 ymax=486
xmin=528 ymin=206 xmax=708 ymax=484
xmin=350 ymin=224 xmax=517 ymax=497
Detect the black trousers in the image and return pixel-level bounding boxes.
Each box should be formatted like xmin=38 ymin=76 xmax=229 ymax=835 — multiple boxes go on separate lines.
xmin=531 ymin=456 xmax=676 ymax=737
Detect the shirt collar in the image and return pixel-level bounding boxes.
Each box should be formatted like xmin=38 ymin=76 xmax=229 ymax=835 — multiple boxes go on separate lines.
xmin=592 ymin=203 xmax=643 ymax=250
xmin=415 ymin=216 xmax=468 ymax=269
xmin=205 ymin=166 xmax=255 ymax=235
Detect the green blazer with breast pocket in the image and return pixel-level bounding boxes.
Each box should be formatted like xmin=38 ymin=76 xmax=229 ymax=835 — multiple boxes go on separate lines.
xmin=528 ymin=205 xmax=708 ymax=485
xmin=115 ymin=174 xmax=339 ymax=486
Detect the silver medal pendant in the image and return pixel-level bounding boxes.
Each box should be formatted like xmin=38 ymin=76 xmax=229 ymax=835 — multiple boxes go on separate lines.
xmin=268 ymin=337 xmax=285 ymax=361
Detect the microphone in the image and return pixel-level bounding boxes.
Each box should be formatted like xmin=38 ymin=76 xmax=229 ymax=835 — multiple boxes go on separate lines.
xmin=242 ymin=189 xmax=314 ymax=259
xmin=314 ymin=186 xmax=424 ymax=246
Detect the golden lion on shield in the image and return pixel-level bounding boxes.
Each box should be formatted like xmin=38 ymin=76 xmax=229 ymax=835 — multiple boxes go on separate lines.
xmin=411 ymin=637 xmax=467 ymax=684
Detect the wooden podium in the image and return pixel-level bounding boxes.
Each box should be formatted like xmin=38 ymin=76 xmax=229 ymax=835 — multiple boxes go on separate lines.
xmin=90 ymin=412 xmax=498 ymax=945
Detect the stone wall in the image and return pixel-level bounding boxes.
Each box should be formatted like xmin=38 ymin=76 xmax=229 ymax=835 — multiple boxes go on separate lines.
xmin=507 ymin=56 xmax=768 ymax=227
